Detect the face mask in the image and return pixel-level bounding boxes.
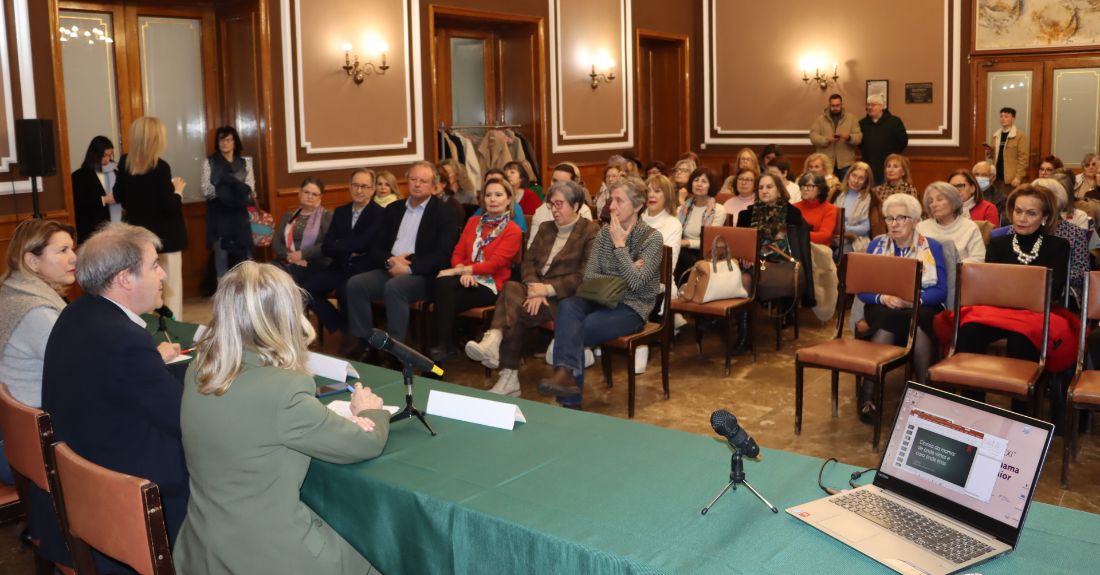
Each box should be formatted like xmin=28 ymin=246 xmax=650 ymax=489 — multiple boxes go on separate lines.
xmin=976 ymin=176 xmax=991 ymax=191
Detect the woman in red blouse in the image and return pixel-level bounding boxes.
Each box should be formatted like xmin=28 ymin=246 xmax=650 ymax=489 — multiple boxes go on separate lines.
xmin=430 ymin=179 xmax=523 ymax=362
xmin=792 ymin=173 xmax=837 ymax=245
xmin=504 ymin=161 xmax=543 ymax=215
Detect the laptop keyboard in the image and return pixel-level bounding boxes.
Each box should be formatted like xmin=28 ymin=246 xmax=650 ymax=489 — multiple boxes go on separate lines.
xmin=831 ymin=490 xmax=995 ymax=564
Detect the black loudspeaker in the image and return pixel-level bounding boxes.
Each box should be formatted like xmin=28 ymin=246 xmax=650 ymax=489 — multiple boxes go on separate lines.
xmin=15 ymin=118 xmax=57 ymax=178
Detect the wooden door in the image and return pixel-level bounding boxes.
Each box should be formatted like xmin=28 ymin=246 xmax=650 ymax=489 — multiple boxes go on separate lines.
xmin=636 ymin=31 xmax=689 ymax=167
xmin=973 ymin=60 xmax=1043 ymax=177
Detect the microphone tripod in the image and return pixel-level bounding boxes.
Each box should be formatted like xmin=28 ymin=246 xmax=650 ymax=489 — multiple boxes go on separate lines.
xmin=700 ymin=447 xmax=778 ymax=515
xmin=390 ymin=363 xmax=436 ymax=436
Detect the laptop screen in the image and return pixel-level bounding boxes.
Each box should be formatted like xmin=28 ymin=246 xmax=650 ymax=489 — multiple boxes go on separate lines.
xmin=876 ymin=383 xmax=1053 ymax=541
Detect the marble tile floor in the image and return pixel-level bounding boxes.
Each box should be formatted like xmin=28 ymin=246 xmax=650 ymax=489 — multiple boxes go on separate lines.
xmin=2 ymin=299 xmax=1098 ymax=572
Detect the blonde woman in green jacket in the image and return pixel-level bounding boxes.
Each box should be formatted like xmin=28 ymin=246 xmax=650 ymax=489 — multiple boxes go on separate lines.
xmin=174 ymin=261 xmax=390 ymax=575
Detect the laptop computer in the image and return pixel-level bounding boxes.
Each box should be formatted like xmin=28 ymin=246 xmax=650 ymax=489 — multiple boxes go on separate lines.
xmin=787 ymin=382 xmax=1054 ymax=575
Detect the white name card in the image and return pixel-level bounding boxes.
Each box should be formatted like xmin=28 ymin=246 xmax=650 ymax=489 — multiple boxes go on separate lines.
xmin=327 ymin=400 xmax=399 ymax=417
xmin=425 ymin=389 xmax=526 ymax=431
xmin=307 ymin=352 xmax=361 ymax=382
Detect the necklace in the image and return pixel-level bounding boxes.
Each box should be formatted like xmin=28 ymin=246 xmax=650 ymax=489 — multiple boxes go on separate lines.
xmin=1011 ymin=232 xmax=1042 ymax=265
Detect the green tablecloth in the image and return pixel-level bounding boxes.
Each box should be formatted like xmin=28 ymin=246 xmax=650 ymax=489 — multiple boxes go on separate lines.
xmin=299 ymin=369 xmax=1100 ymax=574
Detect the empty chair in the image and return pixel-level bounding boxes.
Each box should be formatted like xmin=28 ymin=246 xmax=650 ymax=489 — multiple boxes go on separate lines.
xmin=1063 ymin=271 xmax=1100 ymax=488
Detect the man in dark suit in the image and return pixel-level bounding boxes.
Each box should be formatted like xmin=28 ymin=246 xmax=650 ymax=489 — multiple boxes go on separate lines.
xmin=41 ymin=222 xmax=188 ymax=568
xmin=346 ymin=161 xmax=458 ymax=350
xmin=303 ymin=168 xmax=385 ymax=339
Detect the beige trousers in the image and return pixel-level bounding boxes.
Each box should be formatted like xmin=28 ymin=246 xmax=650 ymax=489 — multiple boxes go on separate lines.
xmin=159 ymin=251 xmax=183 ymax=321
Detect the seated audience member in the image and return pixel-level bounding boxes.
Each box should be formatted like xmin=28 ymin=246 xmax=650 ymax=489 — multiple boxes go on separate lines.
xmin=303 ymin=169 xmax=384 ymax=338
xmin=722 ymin=169 xmax=757 ymax=224
xmin=645 ymin=161 xmax=667 ymax=179
xmin=760 ymin=143 xmax=783 ymax=169
xmin=434 ymin=162 xmax=470 ymax=226
xmin=803 ymin=152 xmax=843 ymax=198
xmin=829 ymin=161 xmax=877 ymax=252
xmin=735 ymin=171 xmax=810 ymax=351
xmin=871 ymin=153 xmax=918 ymax=202
xmin=537 ymin=177 xmax=663 ymax=409
xmin=636 ymin=174 xmax=685 ymax=373
xmin=345 ymin=161 xmax=458 ymax=351
xmin=917 ymin=181 xmax=986 ymax=263
xmin=465 ymin=180 xmax=598 ymax=396
xmin=174 ymin=262 xmax=389 ymax=575
xmin=1034 ymin=177 xmax=1090 ymax=305
xmin=971 ymin=161 xmax=1006 ymax=223
xmin=373 ymin=169 xmax=400 ymax=208
xmin=440 ymin=158 xmax=478 ymax=206
xmin=856 ymin=193 xmax=947 ymax=416
xmin=474 ymin=168 xmax=529 ymax=234
xmin=949 ymin=169 xmax=999 ymax=228
xmin=595 ymin=162 xmax=626 ymax=223
xmin=1038 ymin=154 xmax=1063 ymax=179
xmin=673 ymin=158 xmax=696 ymax=205
xmin=1053 ymin=167 xmax=1100 ymax=228
xmin=1076 ymin=152 xmax=1099 ymax=199
xmin=42 ymin=223 xmax=188 ymax=568
xmin=793 ymin=173 xmax=837 ymax=246
xmin=273 ymin=176 xmax=333 ymax=285
xmin=429 ymin=179 xmax=522 ymax=362
xmin=734 ymin=147 xmax=761 ymax=177
xmin=953 ymin=184 xmax=1070 ymax=403
xmin=772 ymin=158 xmax=801 ymax=203
xmin=504 ymin=160 xmax=543 ymax=215
xmin=0 ymin=220 xmax=76 ymax=486
xmin=676 ymin=167 xmax=726 ymax=284
xmin=528 ymin=163 xmax=592 ymax=244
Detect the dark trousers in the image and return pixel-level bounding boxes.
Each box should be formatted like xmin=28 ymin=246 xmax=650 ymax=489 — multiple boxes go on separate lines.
xmin=302 ymin=268 xmax=352 ymax=333
xmin=674 ymin=247 xmax=701 ymax=287
xmin=491 ymin=281 xmax=557 ymax=370
xmin=431 ymin=275 xmax=497 ymax=350
xmin=346 ymin=269 xmax=429 ymax=342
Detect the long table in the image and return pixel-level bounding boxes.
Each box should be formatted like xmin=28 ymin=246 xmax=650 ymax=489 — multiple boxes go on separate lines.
xmin=299 ymin=365 xmax=1100 ymax=574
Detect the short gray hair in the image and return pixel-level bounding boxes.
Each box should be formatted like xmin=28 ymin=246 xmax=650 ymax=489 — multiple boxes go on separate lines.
xmin=882 ymin=193 xmax=922 ymax=221
xmin=922 ymin=181 xmax=964 ymax=218
xmin=609 ymin=177 xmax=648 ymax=212
xmin=1033 ymin=177 xmax=1069 ymax=213
xmin=76 ymin=223 xmax=161 ymax=295
xmin=546 ymin=179 xmax=587 ymax=210
xmin=407 ymin=160 xmax=440 ymax=184
xmin=867 ymin=94 xmax=885 ymax=106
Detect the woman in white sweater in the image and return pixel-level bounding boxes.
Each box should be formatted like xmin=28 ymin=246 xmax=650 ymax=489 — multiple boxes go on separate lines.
xmin=674 ymin=167 xmax=725 ymax=285
xmin=916 ymin=181 xmax=986 ymax=263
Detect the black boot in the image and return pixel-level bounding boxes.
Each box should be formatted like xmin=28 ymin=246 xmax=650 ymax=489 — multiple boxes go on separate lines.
xmin=733 ymin=311 xmax=751 ymax=355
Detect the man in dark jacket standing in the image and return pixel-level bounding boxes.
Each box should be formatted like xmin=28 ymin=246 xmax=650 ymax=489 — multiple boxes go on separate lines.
xmin=858 ymin=94 xmax=908 ymax=185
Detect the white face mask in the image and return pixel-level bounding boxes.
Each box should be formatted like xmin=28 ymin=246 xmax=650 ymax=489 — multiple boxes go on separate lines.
xmin=976 ymin=176 xmax=991 ymax=191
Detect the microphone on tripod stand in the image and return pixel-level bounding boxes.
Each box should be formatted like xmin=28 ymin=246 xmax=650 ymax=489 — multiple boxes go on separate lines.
xmin=154 ymin=305 xmax=178 ymax=343
xmin=701 ymin=409 xmax=777 ymax=515
xmin=365 ymin=328 xmax=437 ymax=436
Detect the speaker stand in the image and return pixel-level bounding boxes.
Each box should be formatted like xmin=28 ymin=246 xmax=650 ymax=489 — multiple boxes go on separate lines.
xmin=30 ymin=176 xmax=41 ymax=219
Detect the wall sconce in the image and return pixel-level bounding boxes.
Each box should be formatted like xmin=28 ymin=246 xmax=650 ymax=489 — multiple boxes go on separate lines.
xmin=342 ymin=41 xmax=389 ymax=85
xmin=802 ymin=61 xmax=839 ymax=90
xmin=589 ymin=54 xmax=616 ymax=90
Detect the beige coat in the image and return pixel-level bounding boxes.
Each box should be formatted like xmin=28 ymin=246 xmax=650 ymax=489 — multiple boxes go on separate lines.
xmin=989 ymin=125 xmax=1029 ymax=185
xmin=174 ymin=352 xmax=390 ymax=575
xmin=809 ymin=109 xmax=863 ymax=170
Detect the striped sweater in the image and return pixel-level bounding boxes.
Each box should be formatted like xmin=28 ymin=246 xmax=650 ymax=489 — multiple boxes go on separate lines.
xmin=583 ymin=220 xmax=664 ymax=320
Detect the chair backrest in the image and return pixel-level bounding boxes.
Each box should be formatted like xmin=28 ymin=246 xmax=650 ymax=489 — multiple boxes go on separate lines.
xmin=715 ymin=191 xmax=733 ymax=206
xmin=836 ymin=253 xmax=922 ymax=342
xmin=957 ymin=262 xmax=1049 ymax=313
xmin=656 ymin=245 xmax=673 ymax=329
xmin=1076 ymin=271 xmax=1100 ymax=373
xmin=52 ymin=442 xmax=174 ymax=575
xmin=831 ymin=207 xmax=846 ymax=262
xmin=702 ymin=225 xmax=757 ymax=262
xmin=0 ymin=384 xmax=54 ymax=492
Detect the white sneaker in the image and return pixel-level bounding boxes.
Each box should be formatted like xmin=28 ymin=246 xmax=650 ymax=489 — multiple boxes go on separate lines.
xmin=488 ymin=369 xmax=521 ymax=397
xmin=465 ymin=331 xmax=501 ymax=369
xmin=545 ymin=340 xmax=595 ymax=368
xmin=673 ymin=313 xmax=688 ymax=335
xmin=634 ymin=345 xmax=649 ymax=375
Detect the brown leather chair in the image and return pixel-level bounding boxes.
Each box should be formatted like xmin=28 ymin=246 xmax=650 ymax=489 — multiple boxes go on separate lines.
xmin=671 ymin=227 xmax=759 ymax=375
xmin=795 ymin=252 xmax=923 ymax=451
xmin=0 ymin=484 xmax=20 ymax=523
xmin=0 ymin=384 xmax=72 ymax=575
xmin=927 ymin=262 xmax=1052 ymax=417
xmin=715 ymin=191 xmax=733 ymax=207
xmin=1063 ymin=270 xmax=1100 ymax=488
xmin=52 ymin=442 xmax=175 ymax=575
xmin=598 ymin=246 xmax=673 ymax=418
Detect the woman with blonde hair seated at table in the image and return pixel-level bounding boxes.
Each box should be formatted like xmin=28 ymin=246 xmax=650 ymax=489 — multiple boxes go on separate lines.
xmin=465 ymin=180 xmax=598 ymax=396
xmin=174 ymin=261 xmax=390 ymax=575
xmin=917 ymin=181 xmax=986 ymax=263
xmin=430 ymin=178 xmax=523 ymax=362
xmin=273 ymin=176 xmax=333 ymax=286
xmin=856 ymin=193 xmax=947 ymax=418
xmin=828 ymin=161 xmax=879 ymax=253
xmin=871 ymin=153 xmax=918 ymax=202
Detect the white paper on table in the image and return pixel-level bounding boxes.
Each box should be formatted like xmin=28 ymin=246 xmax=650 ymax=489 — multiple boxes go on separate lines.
xmin=192 ymin=324 xmax=208 ymax=342
xmin=327 ymin=400 xmax=399 ymax=417
xmin=167 ymin=354 xmax=192 ymax=364
xmin=307 ymin=352 xmax=361 ymax=382
xmin=425 ymin=389 xmax=526 ymax=431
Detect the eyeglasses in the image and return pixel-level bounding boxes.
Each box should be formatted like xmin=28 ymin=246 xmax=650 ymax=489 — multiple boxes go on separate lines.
xmin=350 ymin=183 xmax=374 ymax=191
xmin=800 ymin=185 xmax=817 ymax=191
xmin=548 ymin=200 xmax=568 ymax=209
xmin=952 ymin=183 xmax=968 ymax=190
xmin=884 ymin=215 xmax=912 ymax=224
xmin=736 ymin=177 xmax=755 ymax=184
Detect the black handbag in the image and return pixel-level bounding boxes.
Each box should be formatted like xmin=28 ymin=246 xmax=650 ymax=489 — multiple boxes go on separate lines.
xmin=576 ymin=276 xmax=627 ymax=308
xmin=756 ymin=245 xmax=802 ymax=302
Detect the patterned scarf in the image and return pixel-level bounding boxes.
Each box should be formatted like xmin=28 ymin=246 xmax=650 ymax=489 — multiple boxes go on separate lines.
xmin=286 ymin=207 xmax=324 ymax=252
xmin=676 ymin=196 xmax=718 ymax=228
xmin=750 ymin=200 xmax=791 ymax=258
xmin=871 ymin=230 xmax=938 ymax=288
xmin=471 ymin=213 xmax=510 ymax=293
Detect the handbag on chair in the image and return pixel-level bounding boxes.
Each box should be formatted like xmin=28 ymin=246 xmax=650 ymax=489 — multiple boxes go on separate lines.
xmin=756 ymin=244 xmax=802 ymax=302
xmin=678 ymin=235 xmax=748 ymax=304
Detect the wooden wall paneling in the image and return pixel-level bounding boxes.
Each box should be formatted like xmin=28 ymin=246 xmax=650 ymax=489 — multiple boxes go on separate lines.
xmin=1036 ymin=55 xmax=1100 ymax=168
xmin=217 ymin=3 xmax=267 ymax=202
xmin=635 ymin=29 xmax=689 ymax=167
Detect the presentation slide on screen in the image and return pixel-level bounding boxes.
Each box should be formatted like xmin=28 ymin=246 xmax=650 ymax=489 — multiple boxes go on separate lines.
xmin=891 ymin=409 xmax=1006 ymax=503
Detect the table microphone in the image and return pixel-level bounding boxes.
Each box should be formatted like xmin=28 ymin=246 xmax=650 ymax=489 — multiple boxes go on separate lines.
xmin=710 ymin=409 xmax=761 ymax=460
xmin=366 ymin=328 xmax=444 ymax=376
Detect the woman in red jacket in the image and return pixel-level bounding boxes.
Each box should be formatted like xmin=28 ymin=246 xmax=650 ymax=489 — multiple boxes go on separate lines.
xmin=430 ymin=179 xmax=523 ymax=362
xmin=792 ymin=173 xmax=837 ymax=245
